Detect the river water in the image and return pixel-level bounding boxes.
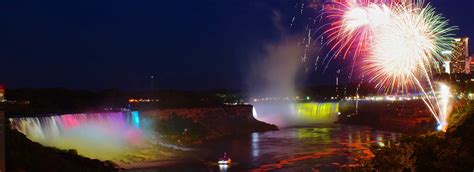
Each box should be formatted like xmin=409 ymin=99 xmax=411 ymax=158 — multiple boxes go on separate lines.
xmin=131 ymin=124 xmax=401 ymax=171
xmin=9 ymin=112 xmax=401 ymax=171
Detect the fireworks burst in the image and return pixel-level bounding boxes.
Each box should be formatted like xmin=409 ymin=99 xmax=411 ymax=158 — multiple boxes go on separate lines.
xmin=365 ymin=2 xmax=454 ymax=93
xmin=322 ymin=0 xmax=456 ymax=131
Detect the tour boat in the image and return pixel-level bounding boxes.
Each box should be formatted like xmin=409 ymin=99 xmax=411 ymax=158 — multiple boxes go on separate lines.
xmin=218 ymin=152 xmax=232 ymax=165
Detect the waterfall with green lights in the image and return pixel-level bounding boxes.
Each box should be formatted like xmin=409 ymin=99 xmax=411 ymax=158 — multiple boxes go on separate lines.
xmin=253 ymin=102 xmax=340 ymax=127
xmin=294 ymin=103 xmax=340 ymax=122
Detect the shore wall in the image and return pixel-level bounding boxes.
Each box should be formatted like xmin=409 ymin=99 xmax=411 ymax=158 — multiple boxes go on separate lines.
xmin=338 ymin=101 xmax=436 ymax=134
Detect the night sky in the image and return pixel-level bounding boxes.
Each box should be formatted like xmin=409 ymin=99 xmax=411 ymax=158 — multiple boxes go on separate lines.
xmin=2 ymin=0 xmax=473 ymax=90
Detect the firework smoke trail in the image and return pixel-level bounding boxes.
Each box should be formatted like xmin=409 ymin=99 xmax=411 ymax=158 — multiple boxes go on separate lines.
xmin=321 ymin=0 xmax=455 ymax=131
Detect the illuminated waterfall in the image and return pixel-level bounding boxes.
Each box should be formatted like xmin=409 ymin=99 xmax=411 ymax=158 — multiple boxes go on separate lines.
xmin=252 ymin=106 xmax=259 ymax=119
xmin=253 ymin=102 xmax=340 ymax=127
xmin=9 ymin=111 xmax=149 ymax=161
xmin=293 ymin=103 xmax=340 ymax=122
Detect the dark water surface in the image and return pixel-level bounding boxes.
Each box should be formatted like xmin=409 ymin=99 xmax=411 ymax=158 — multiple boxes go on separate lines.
xmin=131 ymin=124 xmax=401 ymax=171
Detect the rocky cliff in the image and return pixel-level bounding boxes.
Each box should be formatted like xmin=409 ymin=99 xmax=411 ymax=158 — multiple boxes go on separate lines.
xmin=141 ymin=105 xmax=277 ymax=145
xmin=6 ymin=127 xmax=118 ymax=172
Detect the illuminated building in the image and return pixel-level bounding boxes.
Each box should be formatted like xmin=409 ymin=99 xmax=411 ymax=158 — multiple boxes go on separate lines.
xmin=442 ymin=60 xmax=451 ymax=74
xmin=470 ymin=54 xmax=474 ymax=74
xmin=0 ymin=84 xmax=4 ymax=102
xmin=449 ymin=37 xmax=469 ymax=74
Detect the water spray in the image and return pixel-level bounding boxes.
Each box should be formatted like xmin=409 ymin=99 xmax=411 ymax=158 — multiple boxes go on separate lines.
xmin=437 ymin=83 xmax=450 ymax=132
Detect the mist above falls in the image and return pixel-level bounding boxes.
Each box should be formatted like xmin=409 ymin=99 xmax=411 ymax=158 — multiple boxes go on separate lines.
xmin=247 ymin=10 xmax=340 ymax=127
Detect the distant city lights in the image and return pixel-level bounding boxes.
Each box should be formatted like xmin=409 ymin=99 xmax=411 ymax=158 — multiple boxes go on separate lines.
xmin=128 ymin=98 xmax=159 ymax=103
xmin=252 ymin=96 xmax=307 ymax=102
xmin=250 ymin=91 xmax=464 ymax=103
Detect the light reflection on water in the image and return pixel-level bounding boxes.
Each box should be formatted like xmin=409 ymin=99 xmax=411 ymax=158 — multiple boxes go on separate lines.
xmin=252 ymin=132 xmax=259 ymax=158
xmin=200 ymin=124 xmax=401 ymax=171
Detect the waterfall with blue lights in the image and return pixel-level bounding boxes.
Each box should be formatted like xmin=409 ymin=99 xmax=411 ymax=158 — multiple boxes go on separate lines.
xmin=9 ymin=111 xmax=150 ymax=161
